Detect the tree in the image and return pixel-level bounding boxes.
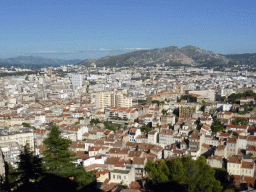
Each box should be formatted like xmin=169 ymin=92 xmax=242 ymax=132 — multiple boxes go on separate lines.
xmin=233 ymin=118 xmax=248 ymax=126
xmin=22 ymin=123 xmax=31 ymax=128
xmin=103 ymin=121 xmax=116 ymax=132
xmin=140 ymin=123 xmax=153 ymax=134
xmin=214 ymin=168 xmax=235 ymax=191
xmin=5 ymin=146 xmax=44 ymax=192
xmin=42 ymin=125 xmax=97 ymax=191
xmin=90 ymin=118 xmax=100 ymax=125
xmin=161 ymin=109 xmax=168 ymax=115
xmin=144 ymin=156 xmax=223 ymax=192
xmin=220 ymin=96 xmax=226 ymax=102
xmin=43 ymin=125 xmax=75 ymax=172
xmin=211 ymin=117 xmax=225 ymax=134
xmin=16 ymin=146 xmax=44 ymax=184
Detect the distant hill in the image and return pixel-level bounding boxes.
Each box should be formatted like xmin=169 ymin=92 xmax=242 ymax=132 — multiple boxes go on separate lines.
xmin=224 ymin=53 xmax=256 ymax=65
xmin=1 ymin=47 xmax=255 ymax=68
xmin=79 ymin=45 xmax=230 ymax=67
xmin=0 ymin=56 xmax=83 ymax=65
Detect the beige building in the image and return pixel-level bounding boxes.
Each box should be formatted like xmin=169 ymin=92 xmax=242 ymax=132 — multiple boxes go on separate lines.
xmin=227 ymin=156 xmax=255 ymax=177
xmin=95 ymin=92 xmax=132 ymax=110
xmin=207 ymin=155 xmax=224 ymax=168
xmin=178 ymin=103 xmax=200 ymax=117
xmin=0 ymin=131 xmax=34 ymax=151
xmin=110 ymin=167 xmax=135 ymax=186
xmin=147 ymin=130 xmax=158 ymax=145
xmin=187 ymin=89 xmax=215 ymax=102
xmin=227 ymin=137 xmax=238 ymax=157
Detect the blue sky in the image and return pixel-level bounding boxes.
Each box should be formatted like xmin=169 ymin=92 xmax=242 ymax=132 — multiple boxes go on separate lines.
xmin=0 ymin=0 xmax=255 ymax=59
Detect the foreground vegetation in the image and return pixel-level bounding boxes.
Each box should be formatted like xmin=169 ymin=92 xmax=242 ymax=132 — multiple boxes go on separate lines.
xmin=1 ymin=125 xmax=97 ymax=192
xmin=144 ymin=156 xmax=235 ymax=192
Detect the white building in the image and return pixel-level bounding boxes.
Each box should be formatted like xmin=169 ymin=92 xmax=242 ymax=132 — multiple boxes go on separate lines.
xmin=72 ymin=74 xmax=83 ymax=88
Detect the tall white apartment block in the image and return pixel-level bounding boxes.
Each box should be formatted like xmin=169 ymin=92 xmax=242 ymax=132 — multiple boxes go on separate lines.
xmin=72 ymin=74 xmax=83 ymax=88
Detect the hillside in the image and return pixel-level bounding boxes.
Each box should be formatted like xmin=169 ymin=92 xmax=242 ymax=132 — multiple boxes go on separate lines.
xmin=79 ymin=45 xmax=230 ymax=67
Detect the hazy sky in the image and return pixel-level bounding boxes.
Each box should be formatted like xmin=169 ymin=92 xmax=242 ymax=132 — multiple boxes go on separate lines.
xmin=0 ymin=0 xmax=255 ymax=59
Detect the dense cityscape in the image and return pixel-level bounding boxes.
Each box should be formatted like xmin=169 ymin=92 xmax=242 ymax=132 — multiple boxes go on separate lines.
xmin=0 ymin=61 xmax=256 ymax=191
xmin=1 ymin=0 xmax=256 ymax=191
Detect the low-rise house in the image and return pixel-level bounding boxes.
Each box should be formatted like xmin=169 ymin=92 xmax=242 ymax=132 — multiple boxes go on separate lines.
xmin=246 ymin=145 xmax=256 ymax=156
xmin=207 ymin=155 xmax=224 ymax=168
xmin=200 ymin=124 xmax=212 ymax=136
xmin=96 ymin=170 xmax=111 ymax=183
xmin=147 ymin=130 xmax=158 ymax=145
xmin=126 ymin=157 xmax=146 ymax=178
xmin=88 ymin=128 xmax=105 ymax=140
xmin=135 ymin=134 xmax=148 ymax=143
xmin=159 ymin=129 xmax=175 ymax=147
xmin=226 ymin=124 xmax=248 ymax=133
xmin=179 ymin=125 xmax=190 ymax=136
xmin=129 ymin=128 xmax=141 ymax=143
xmin=110 ymin=167 xmax=135 ymax=186
xmin=108 ymin=148 xmax=130 ymax=160
xmin=237 ymin=136 xmax=247 ymax=150
xmin=227 ymin=137 xmax=238 ymax=157
xmin=201 ymin=143 xmax=211 ymax=155
xmin=203 ymin=135 xmax=219 ymax=147
xmin=88 ymin=146 xmax=108 ymax=157
xmin=247 ymin=136 xmax=256 ymax=146
xmin=215 ymin=145 xmax=228 ymax=159
xmin=127 ymin=151 xmax=143 ymax=161
xmin=150 ymin=145 xmax=163 ymax=159
xmin=163 ymin=144 xmax=185 ymax=158
xmin=144 ymin=114 xmax=153 ymax=125
xmin=85 ymin=139 xmax=96 ymax=151
xmin=105 ymin=157 xmax=121 ymax=171
xmin=188 ymin=130 xmax=201 ymax=149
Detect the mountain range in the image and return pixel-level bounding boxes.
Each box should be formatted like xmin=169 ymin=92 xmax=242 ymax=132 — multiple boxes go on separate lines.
xmin=79 ymin=45 xmax=256 ymax=67
xmin=0 ymin=56 xmax=83 ymax=65
xmin=1 ymin=46 xmax=256 ymax=67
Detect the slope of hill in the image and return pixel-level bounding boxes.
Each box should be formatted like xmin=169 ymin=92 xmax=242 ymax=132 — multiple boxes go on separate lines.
xmin=79 ymin=45 xmax=230 ymax=67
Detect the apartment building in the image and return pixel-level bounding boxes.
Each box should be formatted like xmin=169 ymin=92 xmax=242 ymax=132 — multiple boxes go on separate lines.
xmin=178 ymin=103 xmax=200 ymax=117
xmin=227 ymin=156 xmax=255 ymax=177
xmin=0 ymin=131 xmax=34 ymax=151
xmin=95 ymin=92 xmax=132 ymax=110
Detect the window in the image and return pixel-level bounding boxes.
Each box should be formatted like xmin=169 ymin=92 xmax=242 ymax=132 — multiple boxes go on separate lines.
xmin=124 ymin=176 xmax=126 ymax=180
xmin=113 ymin=175 xmax=115 ymax=179
xmin=117 ymin=175 xmax=121 ymax=179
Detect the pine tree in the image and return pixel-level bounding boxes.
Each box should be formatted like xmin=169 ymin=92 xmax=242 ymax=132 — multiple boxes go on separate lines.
xmin=43 ymin=125 xmax=75 ymax=172
xmin=6 ymin=146 xmax=44 ymax=192
xmin=42 ymin=125 xmax=96 ymax=190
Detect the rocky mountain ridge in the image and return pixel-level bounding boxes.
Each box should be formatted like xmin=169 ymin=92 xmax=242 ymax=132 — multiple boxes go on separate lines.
xmin=79 ymin=45 xmax=230 ymax=67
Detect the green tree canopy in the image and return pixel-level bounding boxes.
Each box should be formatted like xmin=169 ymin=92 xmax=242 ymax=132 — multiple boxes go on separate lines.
xmin=43 ymin=125 xmax=75 ymax=172
xmin=211 ymin=117 xmax=225 ymax=134
xmin=144 ymin=156 xmax=223 ymax=192
xmin=233 ymin=118 xmax=248 ymax=126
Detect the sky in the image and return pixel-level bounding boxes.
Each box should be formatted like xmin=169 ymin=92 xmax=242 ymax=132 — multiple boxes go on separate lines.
xmin=0 ymin=0 xmax=255 ymax=59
